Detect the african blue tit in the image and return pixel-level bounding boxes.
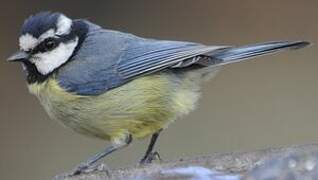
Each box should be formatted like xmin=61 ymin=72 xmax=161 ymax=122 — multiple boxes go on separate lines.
xmin=7 ymin=12 xmax=309 ymax=175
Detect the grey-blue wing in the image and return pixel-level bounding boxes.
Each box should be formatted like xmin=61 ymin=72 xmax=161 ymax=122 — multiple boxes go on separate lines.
xmin=58 ymin=23 xmax=308 ymax=96
xmin=58 ymin=29 xmax=225 ymax=95
xmin=117 ymin=40 xmax=224 ymax=79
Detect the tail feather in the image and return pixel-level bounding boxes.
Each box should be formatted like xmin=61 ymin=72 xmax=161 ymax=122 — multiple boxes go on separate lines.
xmin=208 ymin=41 xmax=310 ymax=66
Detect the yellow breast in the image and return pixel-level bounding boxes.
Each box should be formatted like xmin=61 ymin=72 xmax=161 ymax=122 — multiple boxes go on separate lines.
xmin=28 ymin=72 xmax=200 ymax=143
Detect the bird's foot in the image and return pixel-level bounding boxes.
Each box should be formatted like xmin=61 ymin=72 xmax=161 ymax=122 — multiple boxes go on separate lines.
xmin=53 ymin=163 xmax=110 ymax=179
xmin=140 ymin=151 xmax=162 ymax=165
xmin=72 ymin=162 xmax=110 ymax=176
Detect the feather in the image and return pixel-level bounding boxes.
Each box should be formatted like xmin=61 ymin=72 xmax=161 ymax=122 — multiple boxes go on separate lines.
xmin=57 ymin=20 xmax=310 ymax=96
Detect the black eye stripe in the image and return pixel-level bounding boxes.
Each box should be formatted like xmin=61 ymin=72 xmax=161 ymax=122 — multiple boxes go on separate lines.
xmin=31 ymin=37 xmax=61 ymax=54
xmin=29 ymin=34 xmax=76 ymax=55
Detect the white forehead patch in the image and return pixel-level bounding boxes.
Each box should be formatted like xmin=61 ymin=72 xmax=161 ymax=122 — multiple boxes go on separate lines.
xmin=18 ymin=14 xmax=72 ymax=51
xmin=39 ymin=29 xmax=55 ymax=40
xmin=56 ymin=15 xmax=72 ymax=35
xmin=31 ymin=37 xmax=79 ymax=75
xmin=19 ymin=33 xmax=38 ymax=51
xmin=19 ymin=29 xmax=55 ymax=51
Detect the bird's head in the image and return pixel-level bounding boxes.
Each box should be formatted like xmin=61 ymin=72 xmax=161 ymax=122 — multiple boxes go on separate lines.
xmin=8 ymin=12 xmax=88 ymax=82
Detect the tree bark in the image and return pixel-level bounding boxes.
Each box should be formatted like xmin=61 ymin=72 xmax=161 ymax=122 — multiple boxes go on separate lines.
xmin=55 ymin=143 xmax=318 ymax=180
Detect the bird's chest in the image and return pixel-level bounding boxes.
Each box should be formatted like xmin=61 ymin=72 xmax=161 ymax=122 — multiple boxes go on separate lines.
xmin=27 ymin=79 xmax=89 ymax=130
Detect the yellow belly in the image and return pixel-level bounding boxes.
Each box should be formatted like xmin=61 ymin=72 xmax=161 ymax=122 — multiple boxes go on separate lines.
xmin=28 ymin=72 xmax=200 ymax=143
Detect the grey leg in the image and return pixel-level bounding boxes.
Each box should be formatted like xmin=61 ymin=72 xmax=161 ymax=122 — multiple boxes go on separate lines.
xmin=72 ymin=134 xmax=132 ymax=175
xmin=140 ymin=129 xmax=162 ymax=164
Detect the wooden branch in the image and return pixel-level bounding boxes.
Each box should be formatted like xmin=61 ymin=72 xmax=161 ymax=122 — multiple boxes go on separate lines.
xmin=55 ymin=143 xmax=318 ymax=180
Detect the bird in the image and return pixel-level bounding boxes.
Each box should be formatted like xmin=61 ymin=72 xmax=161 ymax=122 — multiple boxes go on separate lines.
xmin=7 ymin=12 xmax=310 ymax=175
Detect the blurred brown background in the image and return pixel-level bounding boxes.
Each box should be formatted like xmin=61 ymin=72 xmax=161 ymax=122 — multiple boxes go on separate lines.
xmin=1 ymin=0 xmax=317 ymax=179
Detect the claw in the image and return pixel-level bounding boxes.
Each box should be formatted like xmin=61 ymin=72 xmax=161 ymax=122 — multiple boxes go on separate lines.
xmin=140 ymin=151 xmax=162 ymax=165
xmin=73 ymin=163 xmax=110 ymax=175
xmin=53 ymin=163 xmax=110 ymax=179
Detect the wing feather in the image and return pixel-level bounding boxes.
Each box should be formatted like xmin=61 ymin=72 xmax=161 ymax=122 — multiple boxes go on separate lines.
xmin=117 ymin=40 xmax=224 ymax=78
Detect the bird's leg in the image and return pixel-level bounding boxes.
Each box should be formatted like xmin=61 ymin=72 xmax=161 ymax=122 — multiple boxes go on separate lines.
xmin=140 ymin=129 xmax=162 ymax=164
xmin=71 ymin=134 xmax=133 ymax=176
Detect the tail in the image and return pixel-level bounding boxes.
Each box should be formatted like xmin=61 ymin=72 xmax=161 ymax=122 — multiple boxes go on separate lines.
xmin=209 ymin=41 xmax=310 ymax=66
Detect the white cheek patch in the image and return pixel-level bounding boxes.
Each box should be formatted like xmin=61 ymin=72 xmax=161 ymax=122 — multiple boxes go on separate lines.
xmin=56 ymin=15 xmax=72 ymax=35
xmin=32 ymin=37 xmax=79 ymax=75
xmin=19 ymin=33 xmax=38 ymax=51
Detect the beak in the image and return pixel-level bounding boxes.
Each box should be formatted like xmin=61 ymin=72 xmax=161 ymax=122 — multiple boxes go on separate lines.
xmin=7 ymin=51 xmax=29 ymax=62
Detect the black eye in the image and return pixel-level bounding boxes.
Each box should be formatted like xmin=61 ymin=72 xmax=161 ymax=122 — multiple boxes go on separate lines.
xmin=44 ymin=39 xmax=57 ymax=51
